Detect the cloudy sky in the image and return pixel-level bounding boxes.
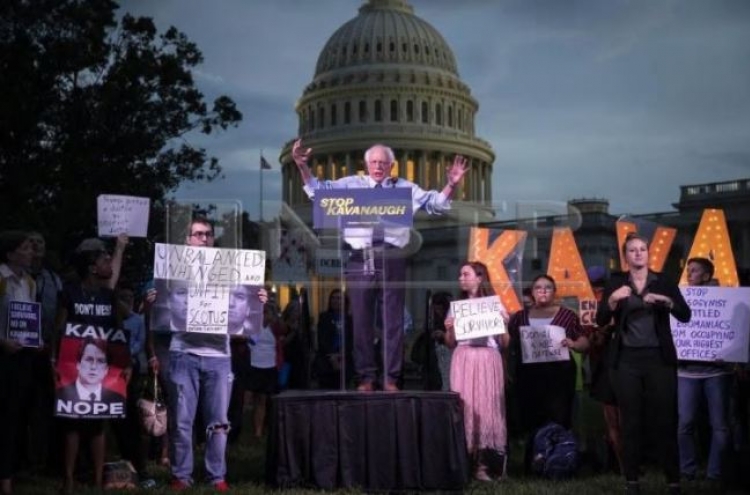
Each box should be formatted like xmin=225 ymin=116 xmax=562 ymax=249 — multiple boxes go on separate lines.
xmin=119 ymin=0 xmax=750 ymax=220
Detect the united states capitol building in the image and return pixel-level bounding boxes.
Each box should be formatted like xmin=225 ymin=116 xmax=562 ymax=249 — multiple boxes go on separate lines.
xmin=269 ymin=0 xmax=750 ymax=321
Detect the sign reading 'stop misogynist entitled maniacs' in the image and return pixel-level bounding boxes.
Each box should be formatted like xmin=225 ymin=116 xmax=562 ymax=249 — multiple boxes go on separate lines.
xmin=671 ymin=286 xmax=750 ymax=363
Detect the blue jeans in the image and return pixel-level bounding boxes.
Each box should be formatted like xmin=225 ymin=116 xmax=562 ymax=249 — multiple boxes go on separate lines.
xmin=677 ymin=374 xmax=731 ymax=479
xmin=167 ymin=352 xmax=233 ymax=484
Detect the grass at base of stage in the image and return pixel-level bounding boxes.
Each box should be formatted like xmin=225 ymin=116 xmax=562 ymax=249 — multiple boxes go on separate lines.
xmin=10 ymin=390 xmax=750 ymax=494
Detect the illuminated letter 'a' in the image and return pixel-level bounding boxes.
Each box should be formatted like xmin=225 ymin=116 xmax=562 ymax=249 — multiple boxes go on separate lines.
xmin=679 ymin=208 xmax=738 ymax=287
xmin=547 ymin=227 xmax=594 ymax=302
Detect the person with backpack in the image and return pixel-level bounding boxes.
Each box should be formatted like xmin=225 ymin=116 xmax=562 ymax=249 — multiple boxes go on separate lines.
xmin=444 ymin=261 xmax=510 ymax=481
xmin=508 ymin=274 xmax=589 ymax=474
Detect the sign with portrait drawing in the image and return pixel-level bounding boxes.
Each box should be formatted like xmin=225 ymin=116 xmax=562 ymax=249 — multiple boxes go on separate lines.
xmin=150 ymin=244 xmax=266 ymax=336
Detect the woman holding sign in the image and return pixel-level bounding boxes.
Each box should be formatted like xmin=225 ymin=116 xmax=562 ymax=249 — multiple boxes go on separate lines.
xmin=444 ymin=261 xmax=510 ymax=481
xmin=596 ymin=232 xmax=690 ymax=495
xmin=0 ymin=231 xmax=36 ymax=495
xmin=507 ymin=274 xmax=588 ymax=469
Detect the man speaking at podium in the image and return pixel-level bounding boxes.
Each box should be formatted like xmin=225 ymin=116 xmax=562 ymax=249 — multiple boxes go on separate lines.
xmin=292 ymin=139 xmax=468 ymax=391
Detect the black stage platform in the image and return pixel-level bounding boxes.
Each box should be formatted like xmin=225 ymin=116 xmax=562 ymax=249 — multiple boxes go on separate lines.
xmin=265 ymin=389 xmax=469 ymax=491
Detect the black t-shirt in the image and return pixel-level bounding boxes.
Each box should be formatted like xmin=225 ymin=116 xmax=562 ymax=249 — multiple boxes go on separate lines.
xmin=61 ymin=283 xmax=118 ymax=329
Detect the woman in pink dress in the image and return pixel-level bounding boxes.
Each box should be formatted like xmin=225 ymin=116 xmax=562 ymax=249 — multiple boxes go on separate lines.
xmin=444 ymin=261 xmax=510 ymax=481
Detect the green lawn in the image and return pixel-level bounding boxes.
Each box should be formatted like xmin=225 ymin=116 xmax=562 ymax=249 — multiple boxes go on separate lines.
xmin=10 ymin=391 xmax=749 ymax=494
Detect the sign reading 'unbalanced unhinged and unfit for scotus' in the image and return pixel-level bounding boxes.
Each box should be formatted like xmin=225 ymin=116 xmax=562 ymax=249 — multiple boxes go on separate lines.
xmin=671 ymin=286 xmax=750 ymax=363
xmin=151 ymin=244 xmax=266 ymax=335
xmin=450 ymin=295 xmax=507 ymax=341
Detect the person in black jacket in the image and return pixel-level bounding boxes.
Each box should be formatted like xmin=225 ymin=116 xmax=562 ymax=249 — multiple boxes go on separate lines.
xmin=596 ymin=232 xmax=691 ymax=495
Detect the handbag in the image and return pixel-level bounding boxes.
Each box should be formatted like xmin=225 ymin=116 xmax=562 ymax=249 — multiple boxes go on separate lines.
xmin=137 ymin=376 xmax=168 ymax=437
xmin=103 ymin=460 xmax=138 ymax=490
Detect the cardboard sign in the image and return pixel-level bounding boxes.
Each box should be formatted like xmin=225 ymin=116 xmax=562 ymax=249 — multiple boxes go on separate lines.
xmin=151 ymin=244 xmax=265 ymax=335
xmin=450 ymin=295 xmax=506 ymax=341
xmin=54 ymin=323 xmax=131 ymax=419
xmin=671 ymin=286 xmax=750 ymax=363
xmin=519 ymin=325 xmax=570 ymax=363
xmin=6 ymin=301 xmax=41 ymax=347
xmin=97 ymin=194 xmax=150 ymax=237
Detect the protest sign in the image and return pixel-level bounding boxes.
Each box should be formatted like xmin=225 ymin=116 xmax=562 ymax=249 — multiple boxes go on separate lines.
xmin=519 ymin=325 xmax=570 ymax=364
xmin=6 ymin=300 xmax=41 ymax=347
xmin=671 ymin=286 xmax=750 ymax=363
xmin=450 ymin=295 xmax=506 ymax=341
xmin=54 ymin=323 xmax=131 ymax=419
xmin=97 ymin=194 xmax=151 ymax=237
xmin=150 ymin=244 xmax=265 ymax=336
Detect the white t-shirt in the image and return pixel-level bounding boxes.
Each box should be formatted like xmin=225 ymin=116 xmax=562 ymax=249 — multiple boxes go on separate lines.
xmin=249 ymin=325 xmax=276 ymax=369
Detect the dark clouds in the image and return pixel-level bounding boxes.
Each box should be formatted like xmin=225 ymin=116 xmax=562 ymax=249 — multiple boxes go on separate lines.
xmin=119 ymin=0 xmax=750 ymax=218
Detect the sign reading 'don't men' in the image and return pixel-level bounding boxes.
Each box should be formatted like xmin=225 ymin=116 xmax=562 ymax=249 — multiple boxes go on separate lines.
xmin=671 ymin=286 xmax=750 ymax=363
xmin=519 ymin=325 xmax=570 ymax=364
xmin=450 ymin=295 xmax=506 ymax=341
xmin=97 ymin=194 xmax=151 ymax=237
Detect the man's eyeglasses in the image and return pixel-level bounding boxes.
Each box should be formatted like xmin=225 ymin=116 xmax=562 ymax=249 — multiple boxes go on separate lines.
xmin=190 ymin=231 xmax=214 ymax=239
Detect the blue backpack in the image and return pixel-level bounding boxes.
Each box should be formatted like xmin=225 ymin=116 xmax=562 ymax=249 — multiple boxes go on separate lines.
xmin=531 ymin=422 xmax=579 ymax=479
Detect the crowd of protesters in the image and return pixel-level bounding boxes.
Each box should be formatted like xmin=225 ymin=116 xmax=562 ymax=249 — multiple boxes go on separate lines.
xmin=1 ymin=223 xmax=749 ymax=494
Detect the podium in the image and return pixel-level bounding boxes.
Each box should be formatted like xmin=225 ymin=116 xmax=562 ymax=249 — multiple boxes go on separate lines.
xmin=265 ymin=390 xmax=469 ymax=491
xmin=312 ymin=187 xmax=414 ymax=389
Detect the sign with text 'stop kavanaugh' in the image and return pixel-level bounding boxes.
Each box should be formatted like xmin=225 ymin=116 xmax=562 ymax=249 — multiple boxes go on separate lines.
xmin=313 ymin=188 xmax=413 ymax=230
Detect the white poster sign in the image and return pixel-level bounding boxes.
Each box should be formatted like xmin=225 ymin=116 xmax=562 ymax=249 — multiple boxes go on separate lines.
xmin=519 ymin=325 xmax=570 ymax=363
xmin=153 ymin=244 xmax=265 ymax=286
xmin=671 ymin=286 xmax=750 ymax=363
xmin=450 ymin=295 xmax=506 ymax=341
xmin=97 ymin=194 xmax=150 ymax=237
xmin=151 ymin=244 xmax=266 ymax=335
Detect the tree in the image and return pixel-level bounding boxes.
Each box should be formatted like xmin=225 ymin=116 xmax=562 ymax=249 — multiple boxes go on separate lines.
xmin=0 ymin=0 xmax=242 ymax=255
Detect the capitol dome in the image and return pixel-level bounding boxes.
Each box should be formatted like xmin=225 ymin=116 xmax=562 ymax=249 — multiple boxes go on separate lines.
xmin=314 ymin=0 xmax=458 ymax=77
xmin=280 ymin=0 xmax=495 ymax=220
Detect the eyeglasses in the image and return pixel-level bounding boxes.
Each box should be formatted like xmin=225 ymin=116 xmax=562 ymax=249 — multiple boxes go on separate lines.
xmin=190 ymin=231 xmax=214 ymax=239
